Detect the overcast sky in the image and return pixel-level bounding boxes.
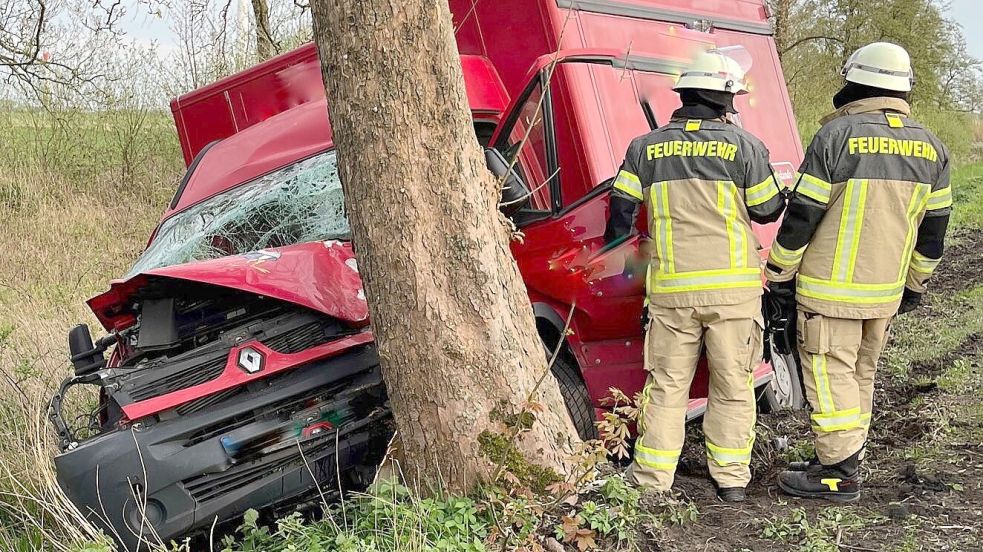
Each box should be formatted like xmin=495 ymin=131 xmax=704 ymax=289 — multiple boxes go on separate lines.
xmin=947 ymin=0 xmax=983 ymax=59
xmin=117 ymin=1 xmax=983 ymax=60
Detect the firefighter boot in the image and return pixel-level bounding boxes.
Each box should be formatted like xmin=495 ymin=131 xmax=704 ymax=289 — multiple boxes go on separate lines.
xmin=788 ymin=444 xmax=866 ymax=483
xmin=778 ymin=450 xmax=862 ymax=503
xmin=716 ymin=486 xmax=746 ymax=503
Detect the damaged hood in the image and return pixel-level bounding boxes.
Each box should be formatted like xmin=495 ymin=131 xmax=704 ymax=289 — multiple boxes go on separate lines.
xmin=88 ymin=241 xmax=369 ymax=331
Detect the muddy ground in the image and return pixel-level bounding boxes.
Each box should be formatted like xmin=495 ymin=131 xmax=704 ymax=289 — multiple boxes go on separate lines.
xmin=634 ymin=231 xmax=983 ymax=552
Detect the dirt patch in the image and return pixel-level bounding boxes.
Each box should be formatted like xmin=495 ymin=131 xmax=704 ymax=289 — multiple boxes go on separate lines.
xmin=927 ymin=228 xmax=983 ymax=294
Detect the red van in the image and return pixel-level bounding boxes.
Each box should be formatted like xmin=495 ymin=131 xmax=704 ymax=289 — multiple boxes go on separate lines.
xmin=50 ymin=1 xmax=805 ymax=547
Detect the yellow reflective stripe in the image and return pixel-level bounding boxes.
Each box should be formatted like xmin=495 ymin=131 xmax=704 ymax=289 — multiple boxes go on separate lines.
xmin=650 ymin=268 xmax=762 ymax=293
xmin=613 ymin=170 xmax=643 ymax=200
xmin=811 ymin=407 xmax=862 ymax=431
xmin=651 ymin=182 xmax=675 ymax=273
xmin=797 ymin=275 xmax=905 ymax=304
xmin=813 ymin=420 xmax=864 ymax=432
xmin=706 ymin=438 xmax=755 ymax=466
xmin=796 ymin=172 xmax=832 ymax=204
xmin=831 ymin=179 xmax=869 ymax=283
xmin=685 ymin=119 xmax=702 ymax=131
xmin=746 ymin=174 xmax=780 ymax=207
xmin=769 ymin=242 xmax=806 ymax=268
xmin=860 ymin=412 xmax=872 ymax=429
xmin=635 ymin=443 xmax=680 ymax=470
xmin=898 ymin=184 xmax=931 ymax=281
xmin=821 ymin=478 xmax=841 ymax=491
xmin=926 ymin=186 xmax=952 ymax=211
xmin=808 ymin=352 xmax=835 ymax=414
xmin=909 ymin=251 xmax=941 ymax=274
xmin=886 ymin=113 xmax=905 ymax=128
xmin=717 ymin=181 xmax=746 ymax=269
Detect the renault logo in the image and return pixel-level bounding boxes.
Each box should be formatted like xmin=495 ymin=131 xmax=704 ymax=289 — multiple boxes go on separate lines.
xmin=237 ymin=347 xmax=265 ymax=374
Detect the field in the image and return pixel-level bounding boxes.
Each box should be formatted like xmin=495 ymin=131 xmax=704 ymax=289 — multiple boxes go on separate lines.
xmin=0 ymin=110 xmax=183 ymax=549
xmin=0 ymin=106 xmax=981 ymax=550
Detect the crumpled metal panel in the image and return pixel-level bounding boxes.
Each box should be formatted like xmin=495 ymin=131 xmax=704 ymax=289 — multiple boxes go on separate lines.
xmin=88 ymin=240 xmax=369 ymax=330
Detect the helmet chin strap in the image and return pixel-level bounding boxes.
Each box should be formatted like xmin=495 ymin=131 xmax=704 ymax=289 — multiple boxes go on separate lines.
xmin=833 ymin=81 xmax=910 ymax=109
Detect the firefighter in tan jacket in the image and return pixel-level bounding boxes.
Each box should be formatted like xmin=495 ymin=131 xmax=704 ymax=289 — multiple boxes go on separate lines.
xmin=767 ymin=43 xmax=951 ymax=502
xmin=605 ymin=50 xmax=785 ymax=502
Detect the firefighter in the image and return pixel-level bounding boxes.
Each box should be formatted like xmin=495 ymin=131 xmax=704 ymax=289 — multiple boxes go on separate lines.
xmin=767 ymin=42 xmax=951 ymax=502
xmin=605 ymin=49 xmax=785 ymax=502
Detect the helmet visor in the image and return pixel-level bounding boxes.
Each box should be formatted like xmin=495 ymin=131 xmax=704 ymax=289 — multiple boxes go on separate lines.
xmin=712 ymin=45 xmax=753 ymax=75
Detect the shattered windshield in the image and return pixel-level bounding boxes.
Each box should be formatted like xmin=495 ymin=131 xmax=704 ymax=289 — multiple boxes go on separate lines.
xmin=127 ymin=150 xmax=348 ymax=277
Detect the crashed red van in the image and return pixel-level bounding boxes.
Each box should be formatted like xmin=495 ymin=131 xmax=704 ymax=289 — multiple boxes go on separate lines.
xmin=50 ymin=0 xmax=805 ymax=547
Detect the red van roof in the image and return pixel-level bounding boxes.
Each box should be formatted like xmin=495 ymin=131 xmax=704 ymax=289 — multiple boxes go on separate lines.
xmin=165 ymin=53 xmax=510 ymax=219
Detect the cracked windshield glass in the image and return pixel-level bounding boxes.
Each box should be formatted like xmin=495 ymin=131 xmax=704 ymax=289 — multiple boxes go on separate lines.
xmin=127 ymin=150 xmax=349 ymax=277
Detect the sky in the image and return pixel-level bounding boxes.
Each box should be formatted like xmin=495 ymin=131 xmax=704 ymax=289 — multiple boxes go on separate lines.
xmin=117 ymin=0 xmax=983 ymax=60
xmin=947 ymin=0 xmax=983 ymax=59
xmin=118 ymin=2 xmax=173 ymax=50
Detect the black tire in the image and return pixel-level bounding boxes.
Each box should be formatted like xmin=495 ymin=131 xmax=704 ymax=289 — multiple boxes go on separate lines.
xmin=760 ymin=337 xmax=807 ymax=412
xmin=550 ymin=349 xmax=599 ymax=441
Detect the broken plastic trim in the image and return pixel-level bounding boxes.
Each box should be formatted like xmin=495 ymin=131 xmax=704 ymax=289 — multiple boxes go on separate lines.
xmin=129 ymin=150 xmax=349 ymax=276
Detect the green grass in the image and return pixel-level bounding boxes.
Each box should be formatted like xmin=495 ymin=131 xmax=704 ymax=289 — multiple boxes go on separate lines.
xmin=950 ymin=161 xmax=983 ymax=229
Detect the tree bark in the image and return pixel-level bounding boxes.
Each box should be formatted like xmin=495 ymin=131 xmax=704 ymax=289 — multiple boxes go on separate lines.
xmin=251 ymin=0 xmax=274 ymax=61
xmin=309 ymin=0 xmax=580 ymax=493
xmin=769 ymin=0 xmax=793 ymax=60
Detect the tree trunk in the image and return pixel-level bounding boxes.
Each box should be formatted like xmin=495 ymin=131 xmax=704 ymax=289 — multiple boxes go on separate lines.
xmin=309 ymin=1 xmax=580 ymax=493
xmin=770 ymin=0 xmax=793 ymax=60
xmin=251 ymin=0 xmax=274 ymax=61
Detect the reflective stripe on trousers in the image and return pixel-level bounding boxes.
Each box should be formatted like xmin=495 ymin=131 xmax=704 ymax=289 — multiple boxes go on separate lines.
xmin=631 ymin=300 xmax=761 ymax=490
xmin=797 ymin=310 xmax=893 ymax=465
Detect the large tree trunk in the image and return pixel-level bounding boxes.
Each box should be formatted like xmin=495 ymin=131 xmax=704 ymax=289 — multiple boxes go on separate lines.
xmin=250 ymin=0 xmax=274 ymax=61
xmin=309 ymin=1 xmax=580 ymax=492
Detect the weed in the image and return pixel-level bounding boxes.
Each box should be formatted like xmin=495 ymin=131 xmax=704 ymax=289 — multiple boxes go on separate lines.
xmin=761 ymin=507 xmax=869 ymax=552
xmin=659 ymin=498 xmax=699 ymax=527
xmin=785 ymin=439 xmax=817 ymax=464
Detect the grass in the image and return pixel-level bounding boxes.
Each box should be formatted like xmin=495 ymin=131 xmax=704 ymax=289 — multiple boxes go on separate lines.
xmin=949 ymin=161 xmax=983 ymax=228
xmin=0 ymin=109 xmax=181 ymax=550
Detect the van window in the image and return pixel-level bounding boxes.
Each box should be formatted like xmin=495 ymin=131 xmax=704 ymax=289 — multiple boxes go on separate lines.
xmin=498 ymin=82 xmax=552 ymax=211
xmin=578 ymin=64 xmax=678 ymax=193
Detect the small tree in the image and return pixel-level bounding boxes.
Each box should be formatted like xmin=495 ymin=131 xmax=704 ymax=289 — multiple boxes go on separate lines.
xmin=310 ymin=0 xmax=580 ymax=493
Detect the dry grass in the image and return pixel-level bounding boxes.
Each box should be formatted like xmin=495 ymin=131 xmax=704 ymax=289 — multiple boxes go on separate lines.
xmin=0 ymin=153 xmax=180 ymax=549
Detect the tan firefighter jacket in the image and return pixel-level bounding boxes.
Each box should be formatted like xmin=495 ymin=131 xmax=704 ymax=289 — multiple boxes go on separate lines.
xmin=610 ymin=117 xmax=785 ymax=308
xmin=765 ymin=98 xmax=951 ymax=319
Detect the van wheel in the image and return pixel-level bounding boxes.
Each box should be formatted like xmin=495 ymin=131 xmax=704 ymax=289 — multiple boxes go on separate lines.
xmin=760 ymin=339 xmax=806 ymax=412
xmin=550 ymin=349 xmax=599 ymax=441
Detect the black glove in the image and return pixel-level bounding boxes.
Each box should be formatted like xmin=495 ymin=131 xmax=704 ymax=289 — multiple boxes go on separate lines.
xmin=640 ymin=307 xmax=650 ymax=332
xmin=767 ymin=278 xmax=797 ymax=311
xmin=898 ymin=288 xmax=922 ymax=315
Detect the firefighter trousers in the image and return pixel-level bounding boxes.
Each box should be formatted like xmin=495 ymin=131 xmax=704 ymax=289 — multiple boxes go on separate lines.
xmin=797 ymin=308 xmax=893 ymax=465
xmin=631 ymin=297 xmax=763 ymax=490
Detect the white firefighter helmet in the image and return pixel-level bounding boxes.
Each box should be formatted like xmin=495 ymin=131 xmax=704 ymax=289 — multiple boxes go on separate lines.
xmin=674 ymin=48 xmax=749 ymax=95
xmin=841 ymin=42 xmax=914 ymax=92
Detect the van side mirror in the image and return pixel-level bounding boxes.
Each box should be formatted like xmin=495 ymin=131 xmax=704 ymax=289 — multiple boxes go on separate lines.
xmin=484 ymin=148 xmax=530 ymax=216
xmin=68 ymin=324 xmax=108 ymax=376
